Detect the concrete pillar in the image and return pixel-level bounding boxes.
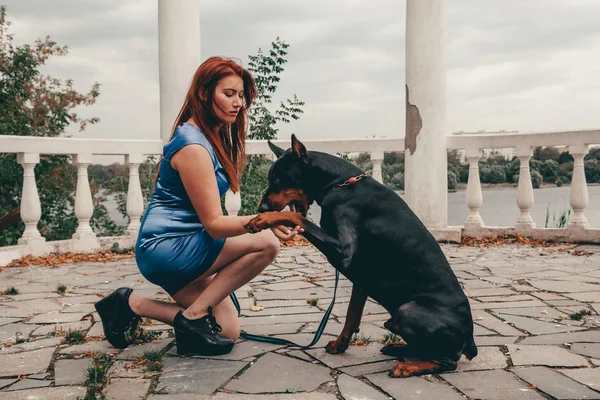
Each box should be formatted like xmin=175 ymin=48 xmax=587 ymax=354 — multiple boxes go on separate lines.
xmin=158 ymin=0 xmax=202 ymax=143
xmin=404 ymin=0 xmax=447 ymax=229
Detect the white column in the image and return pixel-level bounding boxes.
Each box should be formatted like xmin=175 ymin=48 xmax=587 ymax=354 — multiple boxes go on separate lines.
xmin=515 ymin=147 xmax=535 ymax=230
xmin=225 ymin=190 xmax=242 ymax=217
xmin=72 ymin=153 xmax=95 ymax=240
xmin=568 ymin=145 xmax=589 ymax=229
xmin=370 ymin=151 xmax=384 ymax=184
xmin=465 ymin=154 xmax=483 ymax=228
xmin=158 ymin=0 xmax=202 ymax=143
xmin=404 ymin=0 xmax=447 ymax=229
xmin=126 ymin=154 xmax=145 ymax=239
xmin=17 ymin=153 xmax=45 ymax=245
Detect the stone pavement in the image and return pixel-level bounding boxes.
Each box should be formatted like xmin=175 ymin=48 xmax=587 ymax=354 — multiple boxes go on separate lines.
xmin=0 ymin=243 xmax=600 ymax=399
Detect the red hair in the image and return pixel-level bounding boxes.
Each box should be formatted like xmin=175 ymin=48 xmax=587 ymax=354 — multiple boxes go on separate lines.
xmin=161 ymin=56 xmax=257 ymax=193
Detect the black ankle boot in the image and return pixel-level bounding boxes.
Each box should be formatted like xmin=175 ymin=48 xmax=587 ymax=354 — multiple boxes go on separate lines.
xmin=94 ymin=287 xmax=140 ymax=349
xmin=174 ymin=307 xmax=234 ymax=356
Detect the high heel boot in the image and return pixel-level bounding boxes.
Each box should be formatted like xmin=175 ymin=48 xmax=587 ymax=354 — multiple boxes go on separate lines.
xmin=174 ymin=307 xmax=234 ymax=356
xmin=94 ymin=287 xmax=140 ymax=349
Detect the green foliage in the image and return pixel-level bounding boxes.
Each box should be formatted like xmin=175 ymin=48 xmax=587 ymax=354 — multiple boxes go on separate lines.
xmin=1 ymin=287 xmax=18 ymax=295
xmin=238 ymin=37 xmax=305 ymax=216
xmin=0 ymin=6 xmax=119 ymax=246
xmin=544 ymin=200 xmax=571 ymax=228
xmin=83 ymin=353 xmax=113 ymax=399
xmin=64 ymin=329 xmax=86 ymax=344
xmin=569 ymin=309 xmax=592 ymax=320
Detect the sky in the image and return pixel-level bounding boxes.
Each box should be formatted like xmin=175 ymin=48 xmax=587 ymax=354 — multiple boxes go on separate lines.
xmin=4 ymin=0 xmax=600 ymax=144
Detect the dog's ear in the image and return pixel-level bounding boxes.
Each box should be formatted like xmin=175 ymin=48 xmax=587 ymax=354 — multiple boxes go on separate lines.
xmin=268 ymin=140 xmax=286 ymax=158
xmin=291 ymin=134 xmax=308 ymax=164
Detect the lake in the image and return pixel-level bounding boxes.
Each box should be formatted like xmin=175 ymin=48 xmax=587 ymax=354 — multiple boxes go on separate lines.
xmin=106 ymin=185 xmax=600 ymax=229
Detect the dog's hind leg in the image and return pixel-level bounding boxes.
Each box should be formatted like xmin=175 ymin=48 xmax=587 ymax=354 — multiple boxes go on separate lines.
xmin=325 ymin=285 xmax=367 ymax=354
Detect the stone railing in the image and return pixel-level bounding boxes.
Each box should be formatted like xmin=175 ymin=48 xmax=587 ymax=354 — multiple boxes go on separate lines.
xmin=0 ymin=136 xmax=401 ymax=265
xmin=447 ymin=129 xmax=600 ymax=243
xmin=1 ymin=130 xmax=599 ymax=265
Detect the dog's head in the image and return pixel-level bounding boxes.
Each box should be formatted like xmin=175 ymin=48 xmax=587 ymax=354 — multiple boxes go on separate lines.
xmin=257 ymin=134 xmax=311 ymax=216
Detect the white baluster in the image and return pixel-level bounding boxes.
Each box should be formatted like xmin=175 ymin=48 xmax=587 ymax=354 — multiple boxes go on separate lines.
xmin=126 ymin=154 xmax=145 ymax=239
xmin=515 ymin=147 xmax=535 ymax=229
xmin=465 ymin=154 xmax=483 ymax=228
xmin=72 ymin=153 xmax=95 ymax=240
xmin=370 ymin=151 xmax=384 ymax=184
xmin=568 ymin=145 xmax=589 ymax=229
xmin=17 ymin=153 xmax=45 ymax=245
xmin=225 ymin=190 xmax=242 ymax=216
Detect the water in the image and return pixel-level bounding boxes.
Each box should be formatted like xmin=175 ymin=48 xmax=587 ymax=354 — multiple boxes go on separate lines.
xmin=307 ymin=185 xmax=600 ymax=228
xmin=106 ymin=185 xmax=600 ymax=229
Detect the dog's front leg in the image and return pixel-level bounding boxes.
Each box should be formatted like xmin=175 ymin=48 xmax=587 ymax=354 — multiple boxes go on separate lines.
xmin=325 ymin=285 xmax=367 ymax=354
xmin=245 ymin=212 xmax=355 ymax=270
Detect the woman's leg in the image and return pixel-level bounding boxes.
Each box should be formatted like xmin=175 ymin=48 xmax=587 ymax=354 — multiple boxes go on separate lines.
xmin=174 ymin=229 xmax=279 ymax=329
xmin=127 ymin=230 xmax=279 ymax=337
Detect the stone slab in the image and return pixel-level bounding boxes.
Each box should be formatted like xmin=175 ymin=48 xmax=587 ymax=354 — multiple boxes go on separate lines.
xmin=457 ymin=346 xmax=507 ymax=371
xmin=558 ymin=368 xmax=600 ymax=391
xmin=104 ymin=377 xmax=152 ymax=400
xmin=338 ymin=360 xmax=397 ymax=377
xmin=508 ymin=345 xmax=588 ymax=367
xmin=442 ymin=370 xmax=545 ymax=400
xmin=512 ymin=366 xmax=600 ymax=399
xmin=570 ymin=343 xmax=600 ymax=358
xmin=519 ymin=331 xmax=600 ymax=345
xmin=306 ymin=344 xmax=395 ymax=369
xmin=0 ymin=347 xmax=55 ymax=377
xmin=189 ymin=340 xmax=287 ymax=361
xmin=115 ymin=339 xmax=172 ymax=360
xmin=499 ymin=315 xmax=584 ymax=335
xmin=367 ymin=374 xmax=465 ymax=400
xmin=159 ymin=358 xmax=247 ymax=395
xmin=5 ymin=378 xmax=52 ymax=391
xmin=225 ymin=353 xmax=331 ymax=393
xmin=527 ymin=280 xmax=600 ymax=293
xmin=337 ymin=373 xmax=389 ymax=400
xmin=54 ymin=358 xmax=93 ymax=385
xmin=0 ymin=386 xmax=86 ymax=399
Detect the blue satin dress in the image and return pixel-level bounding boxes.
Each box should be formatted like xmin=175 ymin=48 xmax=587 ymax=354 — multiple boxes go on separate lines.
xmin=135 ymin=122 xmax=229 ymax=296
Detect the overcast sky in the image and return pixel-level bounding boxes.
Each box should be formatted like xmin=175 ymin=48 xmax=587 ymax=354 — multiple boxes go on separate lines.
xmin=4 ymin=0 xmax=600 ymax=144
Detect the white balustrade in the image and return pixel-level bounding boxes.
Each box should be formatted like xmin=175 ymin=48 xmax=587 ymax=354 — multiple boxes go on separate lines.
xmin=126 ymin=153 xmax=145 ymax=239
xmin=370 ymin=151 xmax=384 ymax=184
xmin=72 ymin=153 xmax=95 ymax=240
xmin=1 ymin=131 xmax=600 ymax=266
xmin=515 ymin=147 xmax=535 ymax=230
xmin=225 ymin=190 xmax=242 ymax=217
xmin=465 ymin=153 xmax=483 ymax=228
xmin=568 ymin=145 xmax=590 ymax=229
xmin=16 ymin=153 xmax=44 ymax=245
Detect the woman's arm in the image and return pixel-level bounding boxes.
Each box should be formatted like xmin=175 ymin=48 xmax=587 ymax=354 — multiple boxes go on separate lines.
xmin=171 ymin=144 xmax=254 ymax=239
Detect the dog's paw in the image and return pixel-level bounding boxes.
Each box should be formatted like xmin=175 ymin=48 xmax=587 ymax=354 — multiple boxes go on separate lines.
xmin=244 ymin=214 xmax=273 ymax=233
xmin=325 ymin=339 xmax=348 ymax=354
xmin=380 ymin=339 xmax=408 ymax=355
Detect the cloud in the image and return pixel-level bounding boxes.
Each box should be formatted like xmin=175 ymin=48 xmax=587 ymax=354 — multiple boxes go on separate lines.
xmin=2 ymin=0 xmax=600 ymax=145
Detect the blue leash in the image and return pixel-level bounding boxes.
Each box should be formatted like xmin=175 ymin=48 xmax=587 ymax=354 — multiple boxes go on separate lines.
xmin=229 ymin=269 xmax=339 ymax=349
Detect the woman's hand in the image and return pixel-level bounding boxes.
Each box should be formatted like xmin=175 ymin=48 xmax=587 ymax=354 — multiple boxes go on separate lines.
xmin=270 ymin=225 xmax=304 ymax=241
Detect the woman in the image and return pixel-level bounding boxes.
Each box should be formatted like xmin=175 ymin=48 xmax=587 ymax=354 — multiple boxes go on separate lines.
xmin=94 ymin=57 xmax=303 ymax=356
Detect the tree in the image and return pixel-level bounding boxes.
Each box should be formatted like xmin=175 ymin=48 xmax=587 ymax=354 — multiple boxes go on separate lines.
xmin=0 ymin=6 xmax=117 ymax=246
xmin=237 ymin=37 xmax=305 ymax=215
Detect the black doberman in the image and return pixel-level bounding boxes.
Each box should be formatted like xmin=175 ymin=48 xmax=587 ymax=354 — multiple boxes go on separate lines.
xmin=244 ymin=134 xmax=477 ymax=378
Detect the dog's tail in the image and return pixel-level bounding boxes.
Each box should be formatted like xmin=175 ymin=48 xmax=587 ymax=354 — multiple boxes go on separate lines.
xmin=463 ymin=337 xmax=478 ymax=360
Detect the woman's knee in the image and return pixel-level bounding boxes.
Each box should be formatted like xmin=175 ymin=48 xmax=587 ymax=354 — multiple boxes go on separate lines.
xmin=261 ymin=231 xmax=280 ymax=261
